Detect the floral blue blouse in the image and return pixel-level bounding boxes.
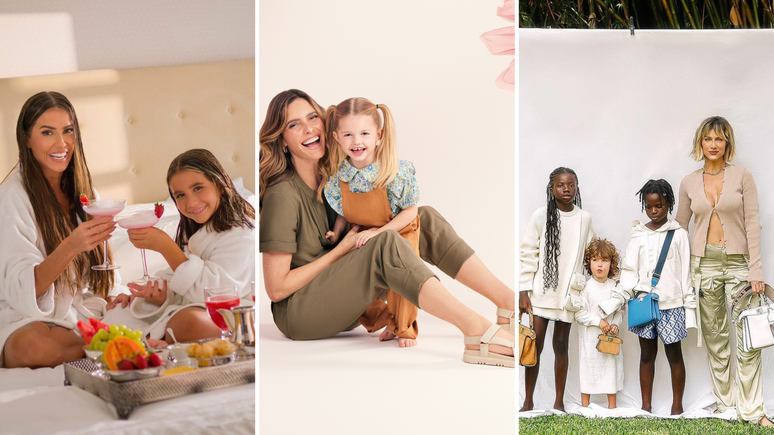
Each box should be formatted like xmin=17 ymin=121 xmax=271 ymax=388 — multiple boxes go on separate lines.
xmin=324 ymin=159 xmax=420 ymax=218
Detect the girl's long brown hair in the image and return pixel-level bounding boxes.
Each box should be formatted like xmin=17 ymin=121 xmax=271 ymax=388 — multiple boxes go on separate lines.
xmin=14 ymin=91 xmax=113 ymax=298
xmin=258 ymin=89 xmax=330 ymax=208
xmin=167 ymin=149 xmax=255 ymax=249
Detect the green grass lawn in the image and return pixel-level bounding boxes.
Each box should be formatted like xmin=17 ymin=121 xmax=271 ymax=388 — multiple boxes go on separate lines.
xmin=519 ymin=415 xmax=771 ymax=435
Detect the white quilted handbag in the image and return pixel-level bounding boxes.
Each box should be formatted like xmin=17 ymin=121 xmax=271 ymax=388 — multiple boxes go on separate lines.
xmin=734 ymin=285 xmax=774 ymax=352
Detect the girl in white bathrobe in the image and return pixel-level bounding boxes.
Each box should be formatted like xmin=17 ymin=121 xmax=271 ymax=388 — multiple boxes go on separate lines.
xmin=0 ymin=92 xmax=121 ymax=368
xmin=107 ymin=149 xmax=255 ymax=343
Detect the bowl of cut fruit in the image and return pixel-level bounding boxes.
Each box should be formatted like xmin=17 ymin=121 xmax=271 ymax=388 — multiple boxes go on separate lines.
xmin=78 ymin=319 xmax=165 ymax=382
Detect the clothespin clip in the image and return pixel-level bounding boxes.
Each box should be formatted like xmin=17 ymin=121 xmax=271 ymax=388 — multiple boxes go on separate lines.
xmin=630 ymin=16 xmax=635 ymax=36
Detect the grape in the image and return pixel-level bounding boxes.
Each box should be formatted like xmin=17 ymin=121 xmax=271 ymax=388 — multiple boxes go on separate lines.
xmin=108 ymin=325 xmax=118 ymax=334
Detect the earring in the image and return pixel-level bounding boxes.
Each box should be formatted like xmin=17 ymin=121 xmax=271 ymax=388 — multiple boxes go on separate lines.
xmin=283 ymin=146 xmax=288 ymax=154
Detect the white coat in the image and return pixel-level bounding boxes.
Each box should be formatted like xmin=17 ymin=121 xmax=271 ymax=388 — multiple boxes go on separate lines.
xmin=0 ymin=169 xmax=124 ymax=365
xmin=125 ymin=223 xmax=255 ymax=339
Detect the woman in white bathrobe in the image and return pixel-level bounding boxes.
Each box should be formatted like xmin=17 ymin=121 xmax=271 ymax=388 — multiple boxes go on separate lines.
xmin=107 ymin=149 xmax=255 ymax=343
xmin=0 ymin=92 xmax=120 ymax=368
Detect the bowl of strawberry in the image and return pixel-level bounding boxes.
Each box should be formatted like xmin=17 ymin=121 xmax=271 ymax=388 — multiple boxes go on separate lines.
xmin=105 ymin=353 xmax=165 ymax=382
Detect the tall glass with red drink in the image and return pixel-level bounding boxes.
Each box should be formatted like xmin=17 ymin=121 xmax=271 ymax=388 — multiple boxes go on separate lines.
xmin=204 ymin=285 xmax=240 ymax=340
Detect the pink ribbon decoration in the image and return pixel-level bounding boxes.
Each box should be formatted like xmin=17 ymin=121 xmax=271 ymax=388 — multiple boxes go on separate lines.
xmin=480 ymin=0 xmax=514 ymax=91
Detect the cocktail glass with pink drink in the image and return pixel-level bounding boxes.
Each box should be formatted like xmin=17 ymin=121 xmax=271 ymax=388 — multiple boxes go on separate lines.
xmin=117 ymin=210 xmax=161 ymax=285
xmin=204 ymin=285 xmax=240 ymax=340
xmin=82 ymin=199 xmax=125 ymax=270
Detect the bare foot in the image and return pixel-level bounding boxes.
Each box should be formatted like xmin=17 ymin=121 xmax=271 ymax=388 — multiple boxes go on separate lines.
xmin=519 ymin=401 xmax=534 ymax=412
xmin=671 ymin=404 xmax=683 ymax=415
xmin=496 ymin=313 xmax=513 ymax=330
xmin=553 ymin=401 xmax=565 ymax=412
xmin=496 ymin=294 xmax=516 ymax=329
xmin=642 ymin=405 xmax=652 ymax=413
xmin=398 ymin=337 xmax=417 ymax=348
xmin=147 ymin=338 xmax=168 ymax=348
xmin=379 ymin=328 xmax=396 ymax=342
xmin=759 ymin=416 xmax=773 ymax=427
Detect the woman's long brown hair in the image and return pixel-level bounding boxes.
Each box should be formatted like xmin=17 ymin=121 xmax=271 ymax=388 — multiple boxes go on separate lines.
xmin=14 ymin=91 xmax=113 ymax=298
xmin=258 ymin=89 xmax=330 ymax=209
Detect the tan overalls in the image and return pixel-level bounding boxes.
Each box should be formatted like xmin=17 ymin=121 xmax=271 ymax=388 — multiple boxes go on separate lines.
xmin=340 ymin=181 xmax=420 ymax=340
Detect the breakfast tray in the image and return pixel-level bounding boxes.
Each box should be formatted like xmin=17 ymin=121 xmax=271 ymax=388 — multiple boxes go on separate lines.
xmin=63 ymin=349 xmax=255 ymax=419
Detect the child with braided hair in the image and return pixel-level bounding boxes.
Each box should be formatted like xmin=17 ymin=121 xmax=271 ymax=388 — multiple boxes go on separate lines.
xmin=519 ymin=167 xmax=596 ymax=412
xmin=599 ymin=179 xmax=695 ymax=415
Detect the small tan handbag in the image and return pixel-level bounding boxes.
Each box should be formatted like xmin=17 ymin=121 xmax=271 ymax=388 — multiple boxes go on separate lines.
xmin=519 ymin=313 xmax=537 ymax=367
xmin=596 ymin=334 xmax=623 ymax=355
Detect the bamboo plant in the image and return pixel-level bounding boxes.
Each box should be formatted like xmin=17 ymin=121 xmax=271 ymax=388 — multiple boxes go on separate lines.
xmin=519 ymin=0 xmax=774 ymax=29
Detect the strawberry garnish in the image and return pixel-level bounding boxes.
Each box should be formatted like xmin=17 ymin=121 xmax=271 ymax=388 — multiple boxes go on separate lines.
xmin=154 ymin=202 xmax=164 ymax=218
xmin=79 ymin=194 xmax=89 ymax=206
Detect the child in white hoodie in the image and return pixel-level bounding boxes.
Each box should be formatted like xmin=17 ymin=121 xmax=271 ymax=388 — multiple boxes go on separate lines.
xmin=599 ymin=179 xmax=695 ymax=416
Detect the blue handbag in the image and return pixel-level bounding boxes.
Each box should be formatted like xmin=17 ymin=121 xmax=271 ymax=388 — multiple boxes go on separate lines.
xmin=627 ymin=230 xmax=674 ymax=329
xmin=628 ymin=292 xmax=661 ymax=328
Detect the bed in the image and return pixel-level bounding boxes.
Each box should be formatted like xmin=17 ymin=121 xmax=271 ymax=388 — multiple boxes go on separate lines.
xmin=0 ymin=60 xmax=255 ymax=434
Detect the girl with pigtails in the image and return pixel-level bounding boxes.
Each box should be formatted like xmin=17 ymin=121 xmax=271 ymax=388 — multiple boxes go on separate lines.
xmin=323 ymin=97 xmax=421 ymax=348
xmin=519 ymin=167 xmax=596 ymax=412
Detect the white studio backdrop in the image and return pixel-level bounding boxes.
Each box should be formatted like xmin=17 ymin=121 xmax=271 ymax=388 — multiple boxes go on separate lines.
xmin=519 ymin=29 xmax=774 ymax=416
xmin=259 ymin=0 xmax=515 ymax=321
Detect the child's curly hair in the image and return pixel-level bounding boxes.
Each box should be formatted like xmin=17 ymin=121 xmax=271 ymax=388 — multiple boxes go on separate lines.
xmin=583 ymin=238 xmax=620 ymax=279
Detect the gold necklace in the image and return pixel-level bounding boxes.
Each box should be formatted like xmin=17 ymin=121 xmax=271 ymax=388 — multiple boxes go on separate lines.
xmin=702 ymin=165 xmax=726 ymax=176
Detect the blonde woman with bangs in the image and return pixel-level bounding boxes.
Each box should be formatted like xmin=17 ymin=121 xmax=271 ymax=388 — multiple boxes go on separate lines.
xmin=323 ymin=97 xmax=421 ymax=347
xmin=676 ymin=116 xmax=770 ymax=427
xmin=260 ymin=89 xmax=515 ymax=368
xmin=0 ymin=92 xmax=121 ymax=368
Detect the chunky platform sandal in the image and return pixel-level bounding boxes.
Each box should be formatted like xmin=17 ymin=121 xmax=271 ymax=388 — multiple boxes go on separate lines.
xmin=496 ymin=307 xmax=515 ymax=333
xmin=462 ymin=324 xmax=515 ymax=368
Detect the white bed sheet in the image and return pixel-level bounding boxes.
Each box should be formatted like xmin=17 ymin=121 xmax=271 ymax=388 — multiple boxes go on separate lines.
xmin=0 ymin=364 xmax=255 ymax=435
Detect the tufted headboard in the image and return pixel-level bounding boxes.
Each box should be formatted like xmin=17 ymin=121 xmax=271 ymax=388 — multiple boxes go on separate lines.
xmin=0 ymin=59 xmax=255 ymax=204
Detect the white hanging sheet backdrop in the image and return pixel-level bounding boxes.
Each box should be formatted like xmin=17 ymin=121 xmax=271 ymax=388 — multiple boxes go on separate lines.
xmin=519 ymin=29 xmax=774 ymax=418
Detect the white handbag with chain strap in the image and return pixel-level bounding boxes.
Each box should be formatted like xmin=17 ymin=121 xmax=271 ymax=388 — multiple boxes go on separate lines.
xmin=733 ymin=284 xmax=774 ymax=352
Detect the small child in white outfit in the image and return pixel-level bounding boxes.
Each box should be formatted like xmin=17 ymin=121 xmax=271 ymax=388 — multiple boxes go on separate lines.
xmin=574 ymin=238 xmax=623 ymax=409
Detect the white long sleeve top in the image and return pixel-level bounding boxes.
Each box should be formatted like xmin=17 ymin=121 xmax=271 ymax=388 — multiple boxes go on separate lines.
xmin=519 ymin=205 xmax=595 ymax=310
xmin=129 ymin=223 xmax=255 ymax=338
xmin=598 ymin=220 xmax=696 ymax=328
xmin=574 ymin=278 xmax=624 ymax=328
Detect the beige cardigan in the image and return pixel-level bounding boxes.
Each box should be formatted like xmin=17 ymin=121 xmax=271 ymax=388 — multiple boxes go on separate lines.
xmin=676 ymin=165 xmax=763 ymax=282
